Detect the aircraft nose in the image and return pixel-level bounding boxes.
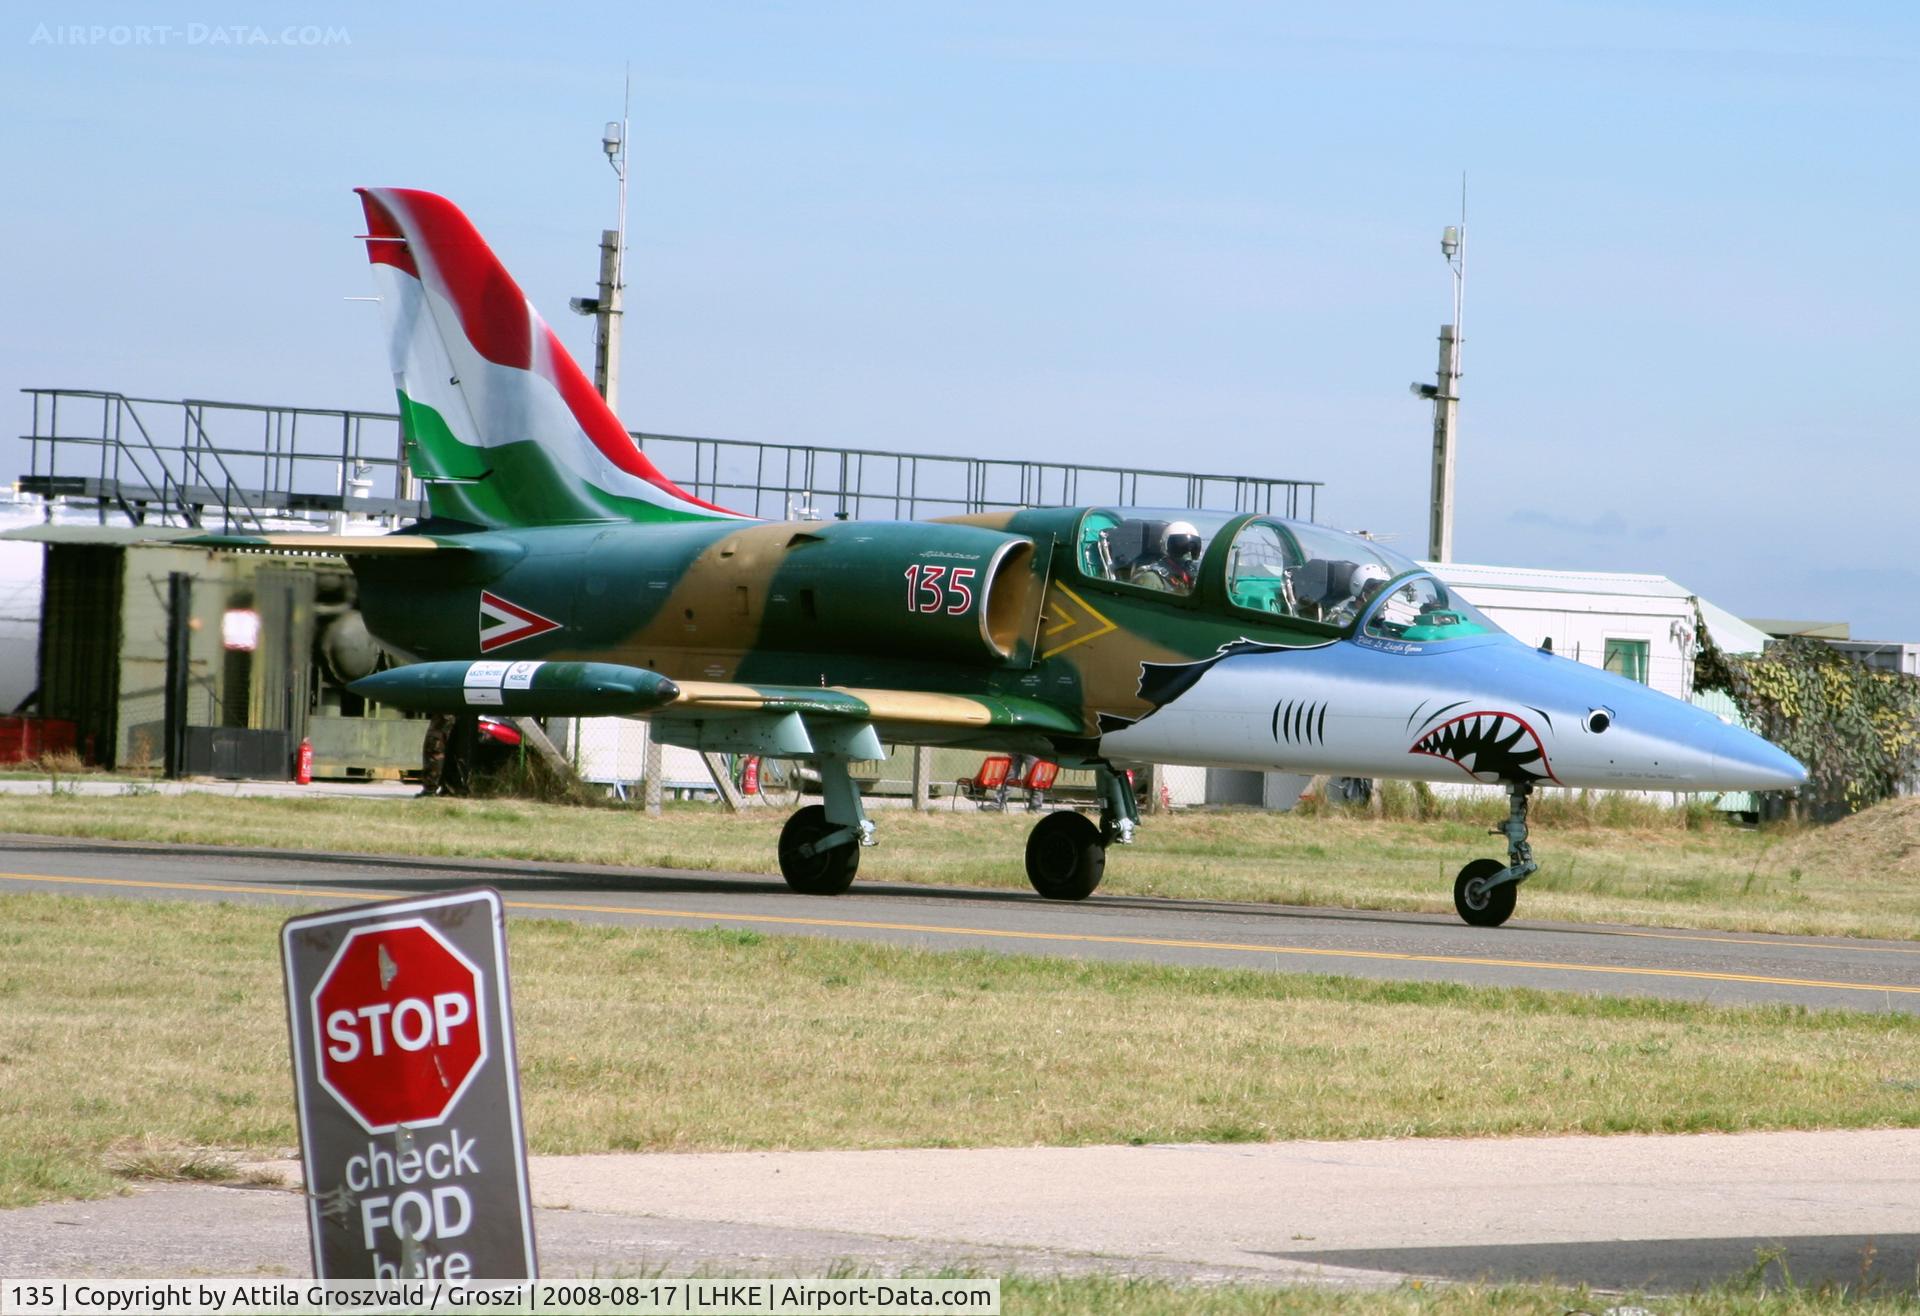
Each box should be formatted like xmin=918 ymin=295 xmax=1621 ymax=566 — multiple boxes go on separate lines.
xmin=1710 ymin=721 xmax=1807 ymax=792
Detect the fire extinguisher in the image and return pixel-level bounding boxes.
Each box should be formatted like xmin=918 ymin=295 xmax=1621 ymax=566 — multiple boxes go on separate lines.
xmin=740 ymin=755 xmax=760 ymax=796
xmin=294 ymin=737 xmax=314 ymax=786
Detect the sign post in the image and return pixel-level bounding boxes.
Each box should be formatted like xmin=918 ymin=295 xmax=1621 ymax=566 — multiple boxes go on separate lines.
xmin=282 ymin=888 xmax=536 ymax=1280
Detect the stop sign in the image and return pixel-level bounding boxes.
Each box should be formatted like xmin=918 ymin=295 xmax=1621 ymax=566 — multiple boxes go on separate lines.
xmin=311 ymin=918 xmax=489 ymax=1133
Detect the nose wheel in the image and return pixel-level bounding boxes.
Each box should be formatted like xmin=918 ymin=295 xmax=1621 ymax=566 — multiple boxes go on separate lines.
xmin=1451 ymin=782 xmax=1537 ymax=928
xmin=1454 ymin=858 xmax=1517 ymax=926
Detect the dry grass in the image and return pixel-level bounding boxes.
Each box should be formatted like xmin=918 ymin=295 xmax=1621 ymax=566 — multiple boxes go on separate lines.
xmin=999 ymin=1276 xmax=1920 ymax=1314
xmin=1771 ymin=796 xmax=1920 ymax=875
xmin=4 ymin=892 xmax=1919 ymax=1211
xmin=1 ymin=788 xmax=1915 ymax=938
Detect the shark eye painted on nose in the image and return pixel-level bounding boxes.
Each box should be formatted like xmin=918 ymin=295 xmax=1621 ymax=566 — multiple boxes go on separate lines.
xmin=1584 ymin=707 xmax=1613 ymax=735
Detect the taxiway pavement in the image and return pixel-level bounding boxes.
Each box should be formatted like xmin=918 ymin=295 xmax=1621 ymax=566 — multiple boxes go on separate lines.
xmin=5 ymin=1131 xmax=1917 ymax=1293
xmin=1 ymin=832 xmax=1917 ymax=1013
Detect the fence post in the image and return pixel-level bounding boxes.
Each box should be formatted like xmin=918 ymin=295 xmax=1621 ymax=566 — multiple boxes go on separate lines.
xmin=911 ymin=746 xmax=932 ymax=811
xmin=643 ymin=733 xmax=664 ymax=816
xmin=163 ymin=573 xmax=193 ymax=779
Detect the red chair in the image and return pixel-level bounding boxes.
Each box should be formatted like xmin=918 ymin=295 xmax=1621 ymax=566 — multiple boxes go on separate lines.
xmin=954 ymin=755 xmax=1011 ymax=809
xmin=1025 ymin=760 xmax=1060 ymax=792
xmin=974 ymin=755 xmax=1012 ymax=791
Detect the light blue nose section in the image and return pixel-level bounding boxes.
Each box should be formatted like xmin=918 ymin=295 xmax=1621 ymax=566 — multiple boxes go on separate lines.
xmin=1710 ymin=721 xmax=1808 ymax=791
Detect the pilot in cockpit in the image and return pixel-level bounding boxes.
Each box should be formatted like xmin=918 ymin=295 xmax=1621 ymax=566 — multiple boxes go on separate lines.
xmin=1325 ymin=561 xmax=1391 ymax=627
xmin=1287 ymin=558 xmax=1391 ymax=625
xmin=1128 ymin=519 xmax=1203 ymax=594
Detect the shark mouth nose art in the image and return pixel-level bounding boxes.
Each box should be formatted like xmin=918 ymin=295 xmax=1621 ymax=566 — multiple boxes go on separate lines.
xmin=1410 ymin=710 xmax=1557 ymax=785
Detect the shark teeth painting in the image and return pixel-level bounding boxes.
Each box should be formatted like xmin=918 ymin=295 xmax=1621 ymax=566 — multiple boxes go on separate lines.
xmin=1409 ymin=710 xmax=1558 ymax=785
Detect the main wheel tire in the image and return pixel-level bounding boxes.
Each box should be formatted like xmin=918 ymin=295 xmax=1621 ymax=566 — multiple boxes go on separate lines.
xmin=1026 ymin=810 xmax=1106 ymax=901
xmin=1453 ymin=857 xmax=1518 ymax=927
xmin=779 ymin=804 xmax=859 ymax=895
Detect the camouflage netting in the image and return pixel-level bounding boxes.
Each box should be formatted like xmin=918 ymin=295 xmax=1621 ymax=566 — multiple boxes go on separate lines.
xmin=1695 ymin=627 xmax=1920 ymax=819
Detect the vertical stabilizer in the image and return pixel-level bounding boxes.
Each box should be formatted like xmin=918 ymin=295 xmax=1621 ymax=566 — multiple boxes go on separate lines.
xmin=356 ymin=187 xmax=746 ymax=527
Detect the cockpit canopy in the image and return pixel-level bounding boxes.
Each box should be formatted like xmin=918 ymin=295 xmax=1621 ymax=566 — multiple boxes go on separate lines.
xmin=1075 ymin=507 xmax=1500 ymax=644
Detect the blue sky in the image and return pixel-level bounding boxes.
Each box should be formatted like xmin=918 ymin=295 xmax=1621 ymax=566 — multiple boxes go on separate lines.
xmin=4 ymin=2 xmax=1915 ymax=637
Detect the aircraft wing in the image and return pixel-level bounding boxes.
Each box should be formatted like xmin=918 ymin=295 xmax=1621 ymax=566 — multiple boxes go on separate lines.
xmin=665 ymin=681 xmax=1083 ymax=735
xmin=350 ymin=663 xmax=1085 ymax=753
xmin=652 ymin=681 xmax=1083 ymax=760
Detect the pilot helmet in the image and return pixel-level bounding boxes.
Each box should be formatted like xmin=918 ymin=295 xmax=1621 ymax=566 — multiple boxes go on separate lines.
xmin=1350 ymin=562 xmax=1392 ymax=597
xmin=1164 ymin=520 xmax=1203 ymax=561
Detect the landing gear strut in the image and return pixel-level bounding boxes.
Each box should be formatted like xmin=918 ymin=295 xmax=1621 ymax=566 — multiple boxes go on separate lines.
xmin=1453 ymin=781 xmax=1537 ymax=928
xmin=1023 ymin=763 xmax=1137 ymax=901
xmin=778 ymin=754 xmax=874 ymax=896
xmin=1096 ymin=763 xmax=1139 ymax=848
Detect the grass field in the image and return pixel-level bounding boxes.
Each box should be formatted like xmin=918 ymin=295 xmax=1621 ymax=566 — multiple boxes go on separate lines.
xmin=998 ymin=1275 xmax=1920 ymax=1314
xmin=1 ymin=787 xmax=1916 ymax=938
xmin=4 ymin=891 xmax=1919 ymax=1210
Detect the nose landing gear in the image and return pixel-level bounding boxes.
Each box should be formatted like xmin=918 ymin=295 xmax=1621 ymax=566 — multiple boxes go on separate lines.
xmin=1453 ymin=781 xmax=1537 ymax=927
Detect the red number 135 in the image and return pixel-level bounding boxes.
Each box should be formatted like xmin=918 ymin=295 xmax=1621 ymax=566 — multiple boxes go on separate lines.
xmin=905 ymin=564 xmax=976 ymax=615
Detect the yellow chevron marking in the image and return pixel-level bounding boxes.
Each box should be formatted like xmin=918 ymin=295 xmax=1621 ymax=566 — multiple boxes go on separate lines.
xmin=1039 ymin=583 xmax=1118 ymax=659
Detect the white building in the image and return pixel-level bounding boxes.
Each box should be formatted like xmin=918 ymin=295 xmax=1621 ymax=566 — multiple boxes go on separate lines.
xmin=1424 ymin=561 xmax=1773 ymax=809
xmin=1428 ymin=561 xmax=1772 ymax=698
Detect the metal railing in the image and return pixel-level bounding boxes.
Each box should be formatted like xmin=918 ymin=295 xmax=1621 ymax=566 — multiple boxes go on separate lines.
xmin=634 ymin=430 xmax=1317 ymax=522
xmin=20 ymin=388 xmax=1321 ymax=528
xmin=21 ymin=390 xmax=411 ymax=530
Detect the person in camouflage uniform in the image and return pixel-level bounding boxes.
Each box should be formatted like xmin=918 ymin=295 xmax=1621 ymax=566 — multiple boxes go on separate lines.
xmin=418 ymin=713 xmax=453 ymax=796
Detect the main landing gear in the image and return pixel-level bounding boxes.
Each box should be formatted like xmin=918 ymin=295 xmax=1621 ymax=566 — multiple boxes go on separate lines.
xmin=1024 ymin=764 xmax=1138 ymax=901
xmin=777 ymin=756 xmax=1141 ymax=902
xmin=777 ymin=753 xmax=873 ymax=895
xmin=1453 ymin=781 xmax=1537 ymax=928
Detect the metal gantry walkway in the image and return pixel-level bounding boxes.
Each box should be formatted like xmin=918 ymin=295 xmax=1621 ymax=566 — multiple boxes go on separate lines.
xmin=18 ymin=388 xmax=1322 ymax=529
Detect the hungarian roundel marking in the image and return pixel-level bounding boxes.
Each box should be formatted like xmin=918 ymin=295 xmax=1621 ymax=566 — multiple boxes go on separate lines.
xmin=478 ymin=591 xmax=561 ymax=652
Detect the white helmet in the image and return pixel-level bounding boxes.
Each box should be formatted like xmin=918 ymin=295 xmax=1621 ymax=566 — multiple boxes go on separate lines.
xmin=1350 ymin=562 xmax=1392 ymax=596
xmin=1164 ymin=520 xmax=1203 ymax=560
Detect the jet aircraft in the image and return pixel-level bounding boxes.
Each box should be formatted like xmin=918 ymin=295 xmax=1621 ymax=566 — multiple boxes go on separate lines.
xmin=206 ymin=189 xmax=1807 ymax=927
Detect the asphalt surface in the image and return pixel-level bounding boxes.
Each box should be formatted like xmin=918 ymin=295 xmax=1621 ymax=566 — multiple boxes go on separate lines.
xmin=7 ymin=1132 xmax=1920 ymax=1294
xmin=2 ymin=831 xmax=1919 ymax=1013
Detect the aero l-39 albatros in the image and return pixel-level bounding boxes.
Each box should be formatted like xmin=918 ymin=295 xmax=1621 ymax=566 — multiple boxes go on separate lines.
xmin=204 ymin=189 xmax=1806 ymax=927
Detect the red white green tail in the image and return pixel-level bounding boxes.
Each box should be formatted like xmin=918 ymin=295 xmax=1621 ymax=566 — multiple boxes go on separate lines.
xmin=356 ymin=187 xmax=747 ymax=527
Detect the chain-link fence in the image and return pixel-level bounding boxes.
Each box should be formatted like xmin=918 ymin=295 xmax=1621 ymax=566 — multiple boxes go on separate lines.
xmin=562 ymin=718 xmax=1312 ymax=813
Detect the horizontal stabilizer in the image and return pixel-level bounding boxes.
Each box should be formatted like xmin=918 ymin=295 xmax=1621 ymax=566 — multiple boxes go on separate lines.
xmin=352 ymin=660 xmax=680 ymax=716
xmin=182 ymin=532 xmax=466 ymax=556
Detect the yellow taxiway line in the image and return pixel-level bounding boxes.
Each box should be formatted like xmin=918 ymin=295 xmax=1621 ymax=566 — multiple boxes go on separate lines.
xmin=4 ymin=868 xmax=1918 ymax=1000
xmin=1600 ymin=925 xmax=1920 ymax=955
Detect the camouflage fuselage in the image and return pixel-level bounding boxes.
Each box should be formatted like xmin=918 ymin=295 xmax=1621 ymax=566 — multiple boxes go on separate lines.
xmin=352 ymin=506 xmax=1337 ymax=760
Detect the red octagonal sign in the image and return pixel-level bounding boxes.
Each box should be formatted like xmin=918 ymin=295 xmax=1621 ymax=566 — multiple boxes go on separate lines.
xmin=311 ymin=918 xmax=489 ymax=1134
